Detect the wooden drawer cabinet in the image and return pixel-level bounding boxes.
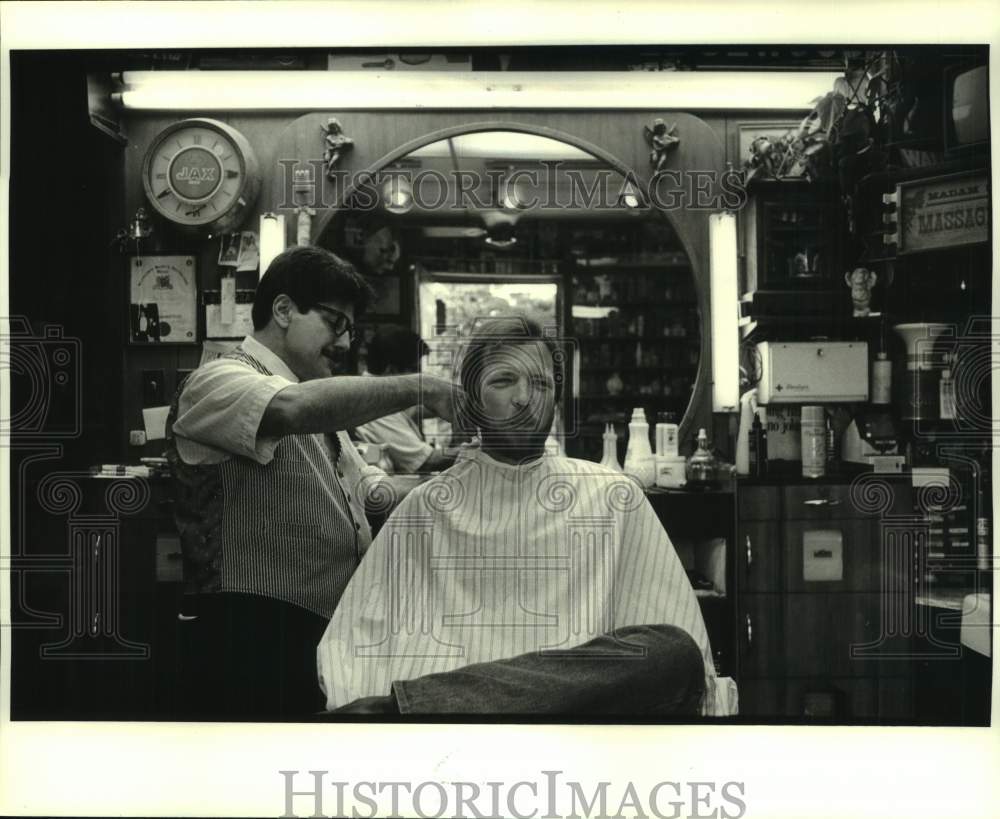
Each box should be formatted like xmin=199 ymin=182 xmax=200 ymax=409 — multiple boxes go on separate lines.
xmin=738 ymin=486 xmax=778 ymax=520
xmin=739 ymin=520 xmax=781 ymax=592
xmin=783 ymin=593 xmax=881 ymax=678
xmin=736 ymin=481 xmax=914 ymax=721
xmin=782 ymin=518 xmax=878 ymax=592
xmin=784 ymin=677 xmax=879 ymax=720
xmin=739 ymin=593 xmax=783 ymax=678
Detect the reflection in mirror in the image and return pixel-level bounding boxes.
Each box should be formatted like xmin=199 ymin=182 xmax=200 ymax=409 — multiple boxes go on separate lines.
xmin=324 ymin=130 xmax=700 ymax=463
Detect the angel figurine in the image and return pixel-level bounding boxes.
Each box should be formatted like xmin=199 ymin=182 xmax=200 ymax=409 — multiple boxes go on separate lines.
xmin=322 ymin=117 xmax=354 ymax=179
xmin=643 ymin=118 xmax=680 ymax=172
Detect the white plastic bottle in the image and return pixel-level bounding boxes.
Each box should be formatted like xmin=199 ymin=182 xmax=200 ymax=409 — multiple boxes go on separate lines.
xmin=623 ymin=407 xmax=655 ymax=488
xmin=735 ymin=389 xmax=757 ymax=475
xmin=871 ymin=352 xmax=892 ymax=404
xmin=599 ymin=424 xmax=622 ymax=471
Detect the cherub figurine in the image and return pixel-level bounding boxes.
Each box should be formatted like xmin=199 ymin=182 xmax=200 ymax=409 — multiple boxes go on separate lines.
xmin=643 ymin=118 xmax=680 ymax=172
xmin=845 ymin=267 xmax=878 ymax=316
xmin=322 ymin=118 xmax=354 ymax=179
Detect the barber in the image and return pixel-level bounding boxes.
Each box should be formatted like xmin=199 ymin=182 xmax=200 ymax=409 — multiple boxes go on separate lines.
xmin=166 ymin=245 xmax=462 ymax=718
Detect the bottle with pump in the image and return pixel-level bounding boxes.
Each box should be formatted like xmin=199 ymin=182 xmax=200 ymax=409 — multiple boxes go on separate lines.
xmin=599 ymin=423 xmax=622 ymax=471
xmin=623 ymin=408 xmax=655 ymax=487
xmin=686 ymin=428 xmax=719 ymax=488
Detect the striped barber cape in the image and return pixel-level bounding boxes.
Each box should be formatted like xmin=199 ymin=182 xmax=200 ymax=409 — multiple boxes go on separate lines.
xmin=318 ymin=448 xmax=730 ymax=715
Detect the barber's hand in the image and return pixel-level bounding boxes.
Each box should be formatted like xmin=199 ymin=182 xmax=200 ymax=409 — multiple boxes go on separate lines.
xmin=447 ymin=429 xmax=474 ymax=447
xmin=418 ymin=373 xmax=466 ymax=428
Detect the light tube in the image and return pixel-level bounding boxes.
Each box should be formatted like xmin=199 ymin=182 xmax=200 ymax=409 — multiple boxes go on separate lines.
xmin=709 ymin=211 xmax=740 ymax=413
xmin=115 ymin=70 xmax=840 ymax=111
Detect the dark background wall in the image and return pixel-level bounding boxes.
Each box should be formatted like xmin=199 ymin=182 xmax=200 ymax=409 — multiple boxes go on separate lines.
xmin=10 ymin=51 xmax=126 ymax=466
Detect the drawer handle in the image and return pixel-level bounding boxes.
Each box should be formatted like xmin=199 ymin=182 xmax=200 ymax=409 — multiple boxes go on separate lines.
xmin=803 ymin=498 xmax=841 ymax=507
xmin=745 ymin=613 xmax=753 ymax=650
xmin=746 ymin=535 xmax=753 ymax=573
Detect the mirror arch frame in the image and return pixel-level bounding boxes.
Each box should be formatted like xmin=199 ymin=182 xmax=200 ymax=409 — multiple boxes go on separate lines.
xmin=273 ymin=112 xmax=727 ymax=448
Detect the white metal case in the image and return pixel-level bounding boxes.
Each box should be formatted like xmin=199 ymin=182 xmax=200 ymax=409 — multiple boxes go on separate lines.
xmin=757 ymin=341 xmax=868 ymax=403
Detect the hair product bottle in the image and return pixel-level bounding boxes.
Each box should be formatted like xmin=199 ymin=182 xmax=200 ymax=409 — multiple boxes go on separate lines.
xmin=623 ymin=408 xmax=655 ymax=488
xmin=599 ymin=423 xmax=622 ymax=471
xmin=872 ymin=351 xmax=892 ymax=404
xmin=801 ymin=405 xmax=826 ymax=478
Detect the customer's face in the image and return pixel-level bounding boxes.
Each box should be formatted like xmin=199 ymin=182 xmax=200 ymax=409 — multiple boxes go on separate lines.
xmin=475 ymin=341 xmax=556 ymax=447
xmin=362 ymin=227 xmax=399 ymax=275
xmin=284 ymin=299 xmax=355 ymax=381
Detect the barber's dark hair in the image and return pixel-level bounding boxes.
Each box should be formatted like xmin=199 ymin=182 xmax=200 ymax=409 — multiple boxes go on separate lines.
xmin=367 ymin=325 xmax=429 ymax=375
xmin=458 ymin=316 xmax=564 ymax=433
xmin=251 ymin=245 xmax=377 ymax=330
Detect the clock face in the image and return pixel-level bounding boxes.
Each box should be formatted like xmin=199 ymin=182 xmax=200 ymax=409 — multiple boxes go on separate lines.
xmin=142 ymin=119 xmax=260 ymax=232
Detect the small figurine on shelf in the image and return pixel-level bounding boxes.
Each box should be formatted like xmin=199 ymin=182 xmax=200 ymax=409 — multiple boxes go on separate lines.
xmin=845 ymin=267 xmax=878 ymax=317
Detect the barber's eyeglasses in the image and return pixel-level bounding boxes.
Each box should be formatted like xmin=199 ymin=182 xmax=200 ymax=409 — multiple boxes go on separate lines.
xmin=314 ymin=304 xmax=356 ymax=342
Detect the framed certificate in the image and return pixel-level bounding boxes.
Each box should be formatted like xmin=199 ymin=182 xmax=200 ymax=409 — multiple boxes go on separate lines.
xmin=129 ymin=255 xmax=198 ymax=344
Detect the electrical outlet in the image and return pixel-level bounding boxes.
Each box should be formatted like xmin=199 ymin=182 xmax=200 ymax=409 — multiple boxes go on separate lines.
xmin=129 ymin=430 xmax=147 ymax=446
xmin=142 ymin=369 xmax=166 ymax=406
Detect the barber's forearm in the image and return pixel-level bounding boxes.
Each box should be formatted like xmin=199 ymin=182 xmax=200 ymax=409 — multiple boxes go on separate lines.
xmin=260 ymin=374 xmax=422 ymax=436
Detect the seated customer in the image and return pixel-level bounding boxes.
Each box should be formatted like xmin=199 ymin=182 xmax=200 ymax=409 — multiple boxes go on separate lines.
xmin=355 ymin=325 xmax=465 ymax=473
xmin=318 ymin=317 xmax=727 ymax=716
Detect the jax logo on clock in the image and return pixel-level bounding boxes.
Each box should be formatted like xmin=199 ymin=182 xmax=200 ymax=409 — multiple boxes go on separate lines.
xmin=169 ymin=146 xmax=222 ymax=201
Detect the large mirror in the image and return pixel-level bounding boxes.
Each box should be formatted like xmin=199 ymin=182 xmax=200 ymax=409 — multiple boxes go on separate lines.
xmin=321 ymin=130 xmax=700 ymax=463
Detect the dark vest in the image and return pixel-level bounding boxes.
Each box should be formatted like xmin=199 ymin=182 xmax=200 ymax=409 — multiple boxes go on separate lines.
xmin=165 ymin=350 xmax=363 ymax=618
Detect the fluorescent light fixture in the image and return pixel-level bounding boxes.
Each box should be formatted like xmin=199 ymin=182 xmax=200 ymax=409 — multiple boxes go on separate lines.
xmin=410 ymin=132 xmax=594 ymax=160
xmin=709 ymin=211 xmax=740 ymax=413
xmin=114 ymin=71 xmax=840 ymax=111
xmin=259 ymin=212 xmax=286 ymax=275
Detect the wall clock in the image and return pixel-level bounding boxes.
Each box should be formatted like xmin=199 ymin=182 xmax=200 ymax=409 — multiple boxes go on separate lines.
xmin=141 ymin=118 xmax=261 ymax=234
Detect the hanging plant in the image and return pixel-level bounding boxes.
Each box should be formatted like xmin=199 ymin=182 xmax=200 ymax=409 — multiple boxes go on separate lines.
xmin=743 ymin=58 xmax=879 ymax=186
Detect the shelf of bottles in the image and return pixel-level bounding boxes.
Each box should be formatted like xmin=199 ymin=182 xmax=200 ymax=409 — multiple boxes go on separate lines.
xmin=567 ymin=258 xmax=700 ymax=462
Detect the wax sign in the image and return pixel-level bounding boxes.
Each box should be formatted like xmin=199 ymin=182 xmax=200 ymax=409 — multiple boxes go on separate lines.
xmin=885 ymin=171 xmax=989 ymax=254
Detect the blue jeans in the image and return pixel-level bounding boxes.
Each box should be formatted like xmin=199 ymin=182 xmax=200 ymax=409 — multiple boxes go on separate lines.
xmin=333 ymin=624 xmax=706 ymax=716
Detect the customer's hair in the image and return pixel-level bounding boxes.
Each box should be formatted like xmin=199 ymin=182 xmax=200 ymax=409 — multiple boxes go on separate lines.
xmin=252 ymin=245 xmax=376 ymax=330
xmin=367 ymin=325 xmax=429 ymax=375
xmin=458 ymin=316 xmax=564 ymax=409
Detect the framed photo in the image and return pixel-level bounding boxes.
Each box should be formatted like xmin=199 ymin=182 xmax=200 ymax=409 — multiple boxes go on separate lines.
xmin=203 ymin=288 xmax=255 ymax=339
xmin=128 ymin=255 xmax=198 ymax=344
xmin=734 ymin=120 xmax=801 ymax=166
